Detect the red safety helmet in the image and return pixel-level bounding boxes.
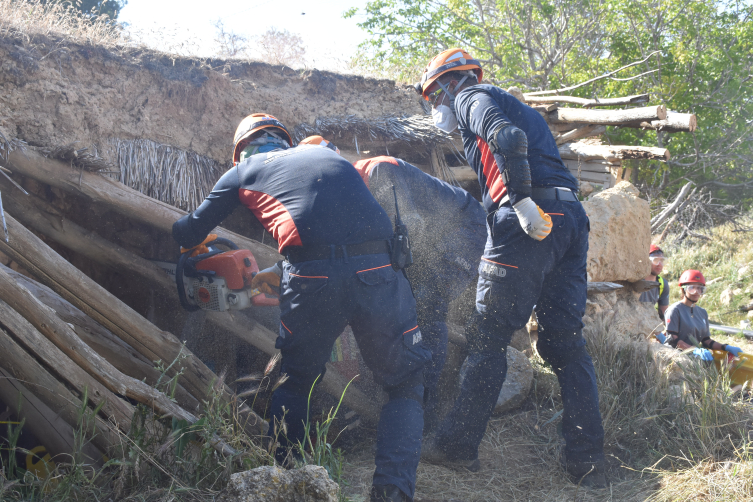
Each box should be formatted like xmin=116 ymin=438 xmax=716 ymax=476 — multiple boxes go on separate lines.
xmin=299 ymin=135 xmax=340 ymax=155
xmin=232 ymin=113 xmax=292 ymax=163
xmin=678 ymin=269 xmax=706 ymax=287
xmin=414 ymin=48 xmax=483 ymax=100
xmin=649 ymin=244 xmax=664 ymax=255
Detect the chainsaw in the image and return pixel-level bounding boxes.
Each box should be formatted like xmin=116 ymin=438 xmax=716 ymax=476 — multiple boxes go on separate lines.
xmin=172 ymin=237 xmax=279 ymax=312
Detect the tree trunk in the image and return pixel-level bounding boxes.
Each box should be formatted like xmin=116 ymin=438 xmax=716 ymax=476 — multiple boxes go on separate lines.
xmin=548 ymin=105 xmax=667 ymax=125
xmin=623 ymin=112 xmax=697 ymax=133
xmin=559 ymin=142 xmax=670 ymax=162
xmin=1 ymin=149 xmax=281 ymax=269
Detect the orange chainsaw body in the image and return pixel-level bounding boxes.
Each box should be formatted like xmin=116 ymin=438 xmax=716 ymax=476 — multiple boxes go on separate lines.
xmin=196 ymin=249 xmax=258 ymax=289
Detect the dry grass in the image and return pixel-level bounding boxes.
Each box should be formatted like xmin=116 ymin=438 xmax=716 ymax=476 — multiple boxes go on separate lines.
xmin=0 ymin=0 xmax=123 ymax=47
xmin=342 ymin=313 xmax=753 ymax=501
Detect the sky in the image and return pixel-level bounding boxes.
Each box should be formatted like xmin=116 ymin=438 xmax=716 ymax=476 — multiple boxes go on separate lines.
xmin=119 ymin=0 xmax=371 ymax=72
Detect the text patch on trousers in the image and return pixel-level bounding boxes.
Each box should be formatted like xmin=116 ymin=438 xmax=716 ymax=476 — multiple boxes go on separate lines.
xmin=479 ymin=259 xmax=508 ymax=280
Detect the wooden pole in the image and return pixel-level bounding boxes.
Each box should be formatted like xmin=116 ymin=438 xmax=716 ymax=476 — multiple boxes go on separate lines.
xmin=0 ymin=367 xmax=105 ymax=467
xmin=525 ymin=93 xmax=650 ymax=108
xmin=0 ymin=326 xmax=120 ymax=453
xmin=555 ymin=125 xmax=606 ymax=146
xmin=0 ymin=295 xmax=135 ymax=429
xmin=0 ymin=182 xmax=373 ymax=423
xmin=548 ymin=105 xmax=667 ymax=125
xmin=3 ymin=264 xmax=199 ymax=413
xmin=0 ymin=266 xmax=238 ymax=457
xmin=559 ymin=142 xmax=670 ymax=162
xmin=0 ymin=211 xmax=218 ymax=406
xmin=1 ymin=149 xmax=281 ymax=270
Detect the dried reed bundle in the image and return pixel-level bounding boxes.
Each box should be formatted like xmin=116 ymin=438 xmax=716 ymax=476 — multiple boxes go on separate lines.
xmin=112 ymin=139 xmax=226 ymax=212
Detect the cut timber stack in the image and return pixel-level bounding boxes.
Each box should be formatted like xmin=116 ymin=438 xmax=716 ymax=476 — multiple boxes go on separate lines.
xmin=519 ymin=90 xmax=695 ymax=191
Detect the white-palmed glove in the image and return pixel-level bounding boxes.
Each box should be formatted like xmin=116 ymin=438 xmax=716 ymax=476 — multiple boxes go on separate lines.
xmin=513 ymin=197 xmax=552 ymax=241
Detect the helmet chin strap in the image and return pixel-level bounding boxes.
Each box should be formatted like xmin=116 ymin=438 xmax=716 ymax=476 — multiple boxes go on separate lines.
xmin=437 ymin=75 xmax=469 ymax=108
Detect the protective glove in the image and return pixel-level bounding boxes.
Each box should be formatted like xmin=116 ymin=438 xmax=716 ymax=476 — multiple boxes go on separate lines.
xmin=513 ymin=197 xmax=552 ymax=241
xmin=692 ymin=348 xmax=714 ymax=362
xmin=725 ymin=345 xmax=743 ymax=357
xmin=251 ymin=262 xmax=282 ymax=296
xmin=180 ymin=233 xmax=217 ymax=257
xmin=655 ymin=332 xmax=667 ymax=344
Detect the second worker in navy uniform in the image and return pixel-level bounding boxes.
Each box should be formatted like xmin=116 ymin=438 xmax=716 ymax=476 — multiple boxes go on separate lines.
xmin=173 ymin=115 xmax=431 ymax=502
xmin=415 ymin=48 xmax=606 ymax=487
xmin=350 ymin=154 xmax=487 ymax=434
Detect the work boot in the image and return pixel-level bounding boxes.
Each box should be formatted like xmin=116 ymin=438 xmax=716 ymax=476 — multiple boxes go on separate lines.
xmin=420 ymin=437 xmax=481 ymax=472
xmin=370 ymin=484 xmax=412 ymax=502
xmin=563 ymin=457 xmax=607 ymax=489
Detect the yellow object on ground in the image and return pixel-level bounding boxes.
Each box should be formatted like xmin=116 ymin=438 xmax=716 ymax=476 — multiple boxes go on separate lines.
xmin=712 ymin=350 xmax=753 ymax=386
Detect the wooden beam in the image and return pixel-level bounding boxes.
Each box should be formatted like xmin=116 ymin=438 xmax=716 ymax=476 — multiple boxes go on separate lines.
xmin=559 ymin=142 xmax=670 ymax=162
xmin=525 ymin=93 xmax=650 ymax=108
xmin=1 ymin=148 xmax=281 ymax=270
xmin=548 ymin=105 xmax=667 ymax=125
xmin=555 ymin=125 xmax=606 ymax=145
xmin=622 ymin=112 xmax=697 ymax=133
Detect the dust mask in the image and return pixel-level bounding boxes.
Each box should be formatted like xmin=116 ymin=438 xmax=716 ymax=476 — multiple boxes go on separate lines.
xmin=432 ymin=105 xmax=458 ymax=133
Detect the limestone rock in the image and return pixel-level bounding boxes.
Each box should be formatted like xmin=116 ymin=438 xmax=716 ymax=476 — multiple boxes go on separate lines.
xmin=487 ymin=347 xmax=533 ymax=414
xmin=580 ymin=181 xmax=594 ymax=197
xmin=720 ymin=288 xmax=734 ymax=306
xmin=220 ymin=465 xmax=338 ymax=502
xmin=507 ymin=86 xmax=526 ymax=102
xmin=584 ymin=288 xmax=661 ymax=342
xmin=738 ymin=264 xmax=751 ymax=279
xmin=582 ymin=181 xmax=651 ymax=282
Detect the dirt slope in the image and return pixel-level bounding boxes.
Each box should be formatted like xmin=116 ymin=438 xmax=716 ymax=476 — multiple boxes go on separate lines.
xmin=0 ymin=32 xmax=423 ymax=164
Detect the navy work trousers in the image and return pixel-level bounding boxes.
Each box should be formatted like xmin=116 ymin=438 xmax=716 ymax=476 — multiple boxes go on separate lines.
xmin=434 ymin=199 xmax=604 ymax=464
xmin=270 ymin=251 xmax=431 ymax=498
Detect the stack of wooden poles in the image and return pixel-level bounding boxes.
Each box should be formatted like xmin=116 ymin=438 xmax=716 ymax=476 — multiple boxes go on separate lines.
xmin=0 ymin=147 xmax=380 ymax=464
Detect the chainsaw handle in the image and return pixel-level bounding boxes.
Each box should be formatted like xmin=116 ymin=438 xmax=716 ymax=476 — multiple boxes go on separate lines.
xmin=177 ymin=251 xmax=200 ymax=312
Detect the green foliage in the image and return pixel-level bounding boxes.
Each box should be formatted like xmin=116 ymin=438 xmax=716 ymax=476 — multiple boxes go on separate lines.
xmin=347 ymin=0 xmax=753 ymax=202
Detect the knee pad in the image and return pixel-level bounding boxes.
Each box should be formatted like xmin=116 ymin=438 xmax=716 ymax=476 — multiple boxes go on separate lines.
xmin=466 ymin=312 xmax=514 ymax=354
xmin=386 ymin=383 xmax=424 ymax=404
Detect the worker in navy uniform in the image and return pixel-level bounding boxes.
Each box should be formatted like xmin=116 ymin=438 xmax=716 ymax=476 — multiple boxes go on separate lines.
xmin=173 ymin=115 xmax=430 ymax=502
xmin=414 ymin=49 xmax=605 ymax=488
xmin=351 ymin=154 xmax=486 ymax=434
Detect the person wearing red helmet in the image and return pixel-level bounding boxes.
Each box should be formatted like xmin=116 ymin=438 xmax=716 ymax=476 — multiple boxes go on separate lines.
xmin=658 ymin=269 xmax=742 ymax=360
xmin=639 ymin=244 xmax=670 ymax=320
xmin=416 ymin=49 xmax=604 ymax=488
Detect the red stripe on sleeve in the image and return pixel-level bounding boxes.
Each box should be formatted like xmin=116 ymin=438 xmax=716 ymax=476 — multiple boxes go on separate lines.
xmin=238 ymin=189 xmax=302 ymax=252
xmin=352 ymin=156 xmax=399 ymax=189
xmin=476 ymin=137 xmax=507 ymax=203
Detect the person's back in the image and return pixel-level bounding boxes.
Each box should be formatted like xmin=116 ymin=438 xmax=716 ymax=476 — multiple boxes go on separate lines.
xmin=174 ymin=145 xmax=394 ymax=251
xmin=454 ymin=84 xmax=578 ymax=213
xmin=354 ymin=156 xmax=487 ymax=433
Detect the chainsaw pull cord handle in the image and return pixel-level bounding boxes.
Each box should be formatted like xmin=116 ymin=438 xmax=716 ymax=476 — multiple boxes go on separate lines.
xmin=176 ymin=237 xmax=240 ymax=312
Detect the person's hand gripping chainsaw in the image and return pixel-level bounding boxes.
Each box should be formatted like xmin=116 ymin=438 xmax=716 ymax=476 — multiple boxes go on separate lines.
xmin=251 ymin=261 xmax=282 ymax=297
xmin=490 ymin=124 xmax=552 ymax=241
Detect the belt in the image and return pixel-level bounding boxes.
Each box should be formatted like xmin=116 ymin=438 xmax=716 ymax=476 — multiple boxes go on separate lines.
xmin=500 ymin=187 xmax=578 ymax=205
xmin=285 ymin=240 xmax=391 ymax=264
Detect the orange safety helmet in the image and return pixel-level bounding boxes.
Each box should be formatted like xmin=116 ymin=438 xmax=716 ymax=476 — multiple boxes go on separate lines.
xmin=414 ymin=48 xmax=483 ymax=100
xmin=649 ymin=244 xmax=664 ymax=255
xmin=232 ymin=113 xmax=292 ymax=163
xmin=299 ymin=135 xmax=340 ymax=155
xmin=678 ymin=269 xmax=706 ymax=287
